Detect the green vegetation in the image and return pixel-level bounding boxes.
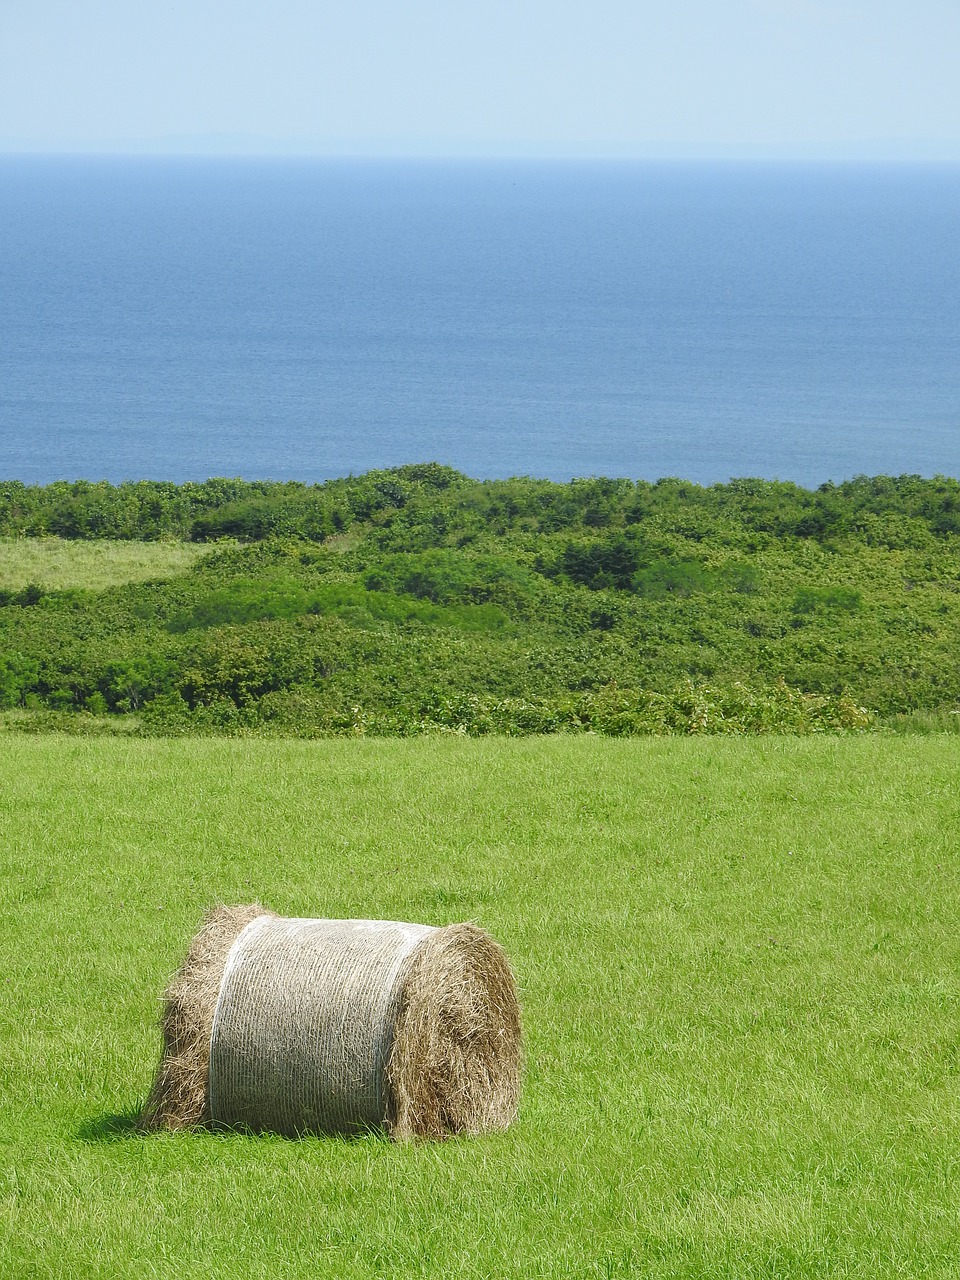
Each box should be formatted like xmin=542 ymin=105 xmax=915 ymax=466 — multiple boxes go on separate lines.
xmin=1 ymin=466 xmax=960 ymax=734
xmin=0 ymin=536 xmax=212 ymax=591
xmin=3 ymin=734 xmax=960 ymax=1277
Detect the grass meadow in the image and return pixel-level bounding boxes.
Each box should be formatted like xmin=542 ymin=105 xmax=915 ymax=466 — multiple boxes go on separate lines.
xmin=0 ymin=537 xmax=213 ymax=591
xmin=2 ymin=733 xmax=960 ymax=1277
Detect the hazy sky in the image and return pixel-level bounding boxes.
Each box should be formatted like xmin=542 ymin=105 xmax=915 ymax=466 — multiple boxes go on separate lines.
xmin=1 ymin=0 xmax=959 ymax=157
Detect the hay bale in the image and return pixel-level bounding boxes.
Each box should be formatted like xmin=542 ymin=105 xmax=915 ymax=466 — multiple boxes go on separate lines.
xmin=140 ymin=905 xmax=521 ymax=1140
xmin=140 ymin=903 xmax=276 ymax=1130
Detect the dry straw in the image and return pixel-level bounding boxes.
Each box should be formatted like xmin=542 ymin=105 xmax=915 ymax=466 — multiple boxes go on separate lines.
xmin=140 ymin=905 xmax=521 ymax=1140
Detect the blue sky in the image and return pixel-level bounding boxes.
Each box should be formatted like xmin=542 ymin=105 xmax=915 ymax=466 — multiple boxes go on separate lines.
xmin=1 ymin=0 xmax=958 ymax=157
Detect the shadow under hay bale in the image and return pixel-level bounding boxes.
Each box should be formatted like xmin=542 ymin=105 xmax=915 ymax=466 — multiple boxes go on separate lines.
xmin=140 ymin=905 xmax=521 ymax=1141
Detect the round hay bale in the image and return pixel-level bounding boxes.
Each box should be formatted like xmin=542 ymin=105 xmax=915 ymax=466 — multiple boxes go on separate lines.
xmin=140 ymin=903 xmax=275 ymax=1131
xmin=140 ymin=905 xmax=521 ymax=1140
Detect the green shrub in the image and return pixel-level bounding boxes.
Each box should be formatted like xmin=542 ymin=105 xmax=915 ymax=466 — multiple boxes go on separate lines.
xmin=98 ymin=656 xmax=175 ymax=711
xmin=167 ymin=579 xmax=313 ymax=631
xmin=363 ymin=550 xmax=536 ymax=607
xmin=557 ymin=537 xmax=642 ymax=590
xmin=791 ymin=585 xmax=863 ymax=615
xmin=633 ymin=559 xmax=720 ymax=599
xmin=0 ymin=652 xmax=39 ymax=708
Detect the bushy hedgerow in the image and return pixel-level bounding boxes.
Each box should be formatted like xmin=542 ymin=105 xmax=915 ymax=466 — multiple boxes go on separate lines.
xmin=136 ymin=679 xmax=871 ymax=738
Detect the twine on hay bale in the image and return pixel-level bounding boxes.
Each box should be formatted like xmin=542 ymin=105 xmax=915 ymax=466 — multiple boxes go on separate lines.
xmin=139 ymin=905 xmax=521 ymax=1140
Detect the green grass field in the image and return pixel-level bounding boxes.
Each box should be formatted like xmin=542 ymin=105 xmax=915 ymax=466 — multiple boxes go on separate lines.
xmin=0 ymin=537 xmax=213 ymax=591
xmin=3 ymin=734 xmax=960 ymax=1278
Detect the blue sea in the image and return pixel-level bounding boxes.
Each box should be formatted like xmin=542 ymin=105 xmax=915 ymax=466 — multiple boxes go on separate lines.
xmin=1 ymin=156 xmax=959 ymax=488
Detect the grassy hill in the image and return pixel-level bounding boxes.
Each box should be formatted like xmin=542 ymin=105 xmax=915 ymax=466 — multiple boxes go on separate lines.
xmin=1 ymin=468 xmax=960 ymax=734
